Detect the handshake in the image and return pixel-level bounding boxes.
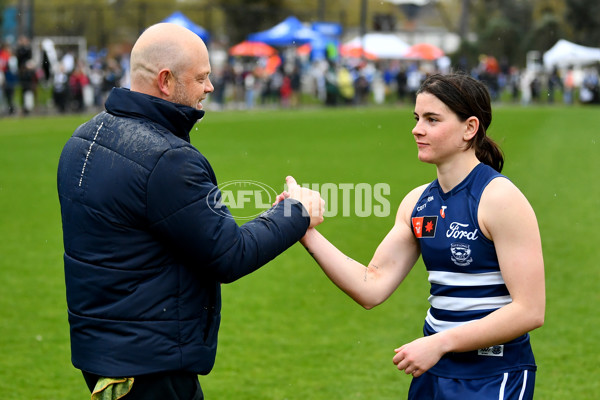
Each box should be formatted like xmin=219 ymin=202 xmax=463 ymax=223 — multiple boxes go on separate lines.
xmin=275 ymin=176 xmax=325 ymax=229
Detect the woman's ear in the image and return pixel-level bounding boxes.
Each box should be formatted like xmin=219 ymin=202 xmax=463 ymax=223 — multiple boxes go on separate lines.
xmin=157 ymin=69 xmax=173 ymax=96
xmin=464 ymin=116 xmax=479 ymax=141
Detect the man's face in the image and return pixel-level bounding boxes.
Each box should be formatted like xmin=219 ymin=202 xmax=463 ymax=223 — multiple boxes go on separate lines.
xmin=171 ymin=58 xmax=214 ymax=110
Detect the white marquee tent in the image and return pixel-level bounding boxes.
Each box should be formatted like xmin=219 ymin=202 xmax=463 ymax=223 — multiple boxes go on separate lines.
xmin=342 ymin=33 xmax=410 ymax=59
xmin=543 ymin=39 xmax=600 ymax=69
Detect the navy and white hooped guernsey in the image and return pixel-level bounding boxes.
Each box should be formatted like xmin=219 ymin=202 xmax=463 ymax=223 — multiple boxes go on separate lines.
xmin=411 ymin=163 xmax=536 ymax=379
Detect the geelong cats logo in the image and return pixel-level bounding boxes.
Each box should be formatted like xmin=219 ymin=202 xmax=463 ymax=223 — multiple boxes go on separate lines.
xmin=450 ymin=243 xmax=473 ymax=266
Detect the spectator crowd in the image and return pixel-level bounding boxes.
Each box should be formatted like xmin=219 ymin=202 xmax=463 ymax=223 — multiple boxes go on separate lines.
xmin=1 ymin=35 xmax=128 ymax=116
xmin=1 ymin=34 xmax=599 ymax=117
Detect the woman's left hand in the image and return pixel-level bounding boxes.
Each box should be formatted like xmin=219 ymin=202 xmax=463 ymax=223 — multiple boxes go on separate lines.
xmin=392 ymin=335 xmax=445 ymax=378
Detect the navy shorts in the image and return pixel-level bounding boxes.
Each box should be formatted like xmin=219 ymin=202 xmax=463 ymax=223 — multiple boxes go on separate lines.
xmin=408 ymin=369 xmax=535 ymax=400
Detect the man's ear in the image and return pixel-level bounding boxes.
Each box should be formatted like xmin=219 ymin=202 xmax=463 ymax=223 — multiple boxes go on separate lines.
xmin=157 ymin=69 xmax=173 ymax=96
xmin=464 ymin=116 xmax=479 ymax=141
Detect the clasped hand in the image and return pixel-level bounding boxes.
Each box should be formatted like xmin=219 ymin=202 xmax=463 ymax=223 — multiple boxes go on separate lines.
xmin=273 ymin=176 xmax=325 ymax=228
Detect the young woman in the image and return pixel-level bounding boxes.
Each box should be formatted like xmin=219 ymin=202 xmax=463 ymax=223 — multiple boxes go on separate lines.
xmin=295 ymin=73 xmax=545 ymax=399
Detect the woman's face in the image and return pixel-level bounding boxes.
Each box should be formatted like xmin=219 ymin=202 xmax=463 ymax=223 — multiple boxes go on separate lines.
xmin=412 ymin=92 xmax=470 ymax=165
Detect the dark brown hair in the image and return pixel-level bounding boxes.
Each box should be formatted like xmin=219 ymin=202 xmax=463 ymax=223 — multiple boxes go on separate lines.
xmin=417 ymin=73 xmax=504 ymax=173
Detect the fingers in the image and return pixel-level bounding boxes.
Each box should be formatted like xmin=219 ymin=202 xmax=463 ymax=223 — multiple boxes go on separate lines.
xmin=393 ymin=346 xmax=425 ymax=377
xmin=392 ymin=350 xmax=403 ymax=366
xmin=284 ymin=176 xmax=325 ymax=228
xmin=394 ymin=357 xmax=419 ymax=376
xmin=393 ymin=347 xmax=411 ymax=374
xmin=309 ymin=197 xmax=325 ymax=228
xmin=286 ymin=175 xmax=298 ymax=190
xmin=272 ymin=191 xmax=290 ymax=206
xmin=300 ymin=190 xmax=324 ymax=229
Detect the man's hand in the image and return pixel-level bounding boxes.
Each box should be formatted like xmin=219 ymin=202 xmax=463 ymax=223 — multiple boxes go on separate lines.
xmin=284 ymin=176 xmax=325 ymax=228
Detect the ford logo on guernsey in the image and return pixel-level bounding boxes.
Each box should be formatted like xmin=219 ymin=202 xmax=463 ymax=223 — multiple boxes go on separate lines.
xmin=207 ymin=180 xmax=278 ymax=221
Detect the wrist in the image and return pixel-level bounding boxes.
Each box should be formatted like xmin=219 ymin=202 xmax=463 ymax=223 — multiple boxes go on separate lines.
xmin=300 ymin=227 xmax=314 ymax=245
xmin=435 ymin=330 xmax=454 ymax=355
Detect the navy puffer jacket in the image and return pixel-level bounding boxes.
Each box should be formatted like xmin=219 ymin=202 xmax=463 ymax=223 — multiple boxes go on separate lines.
xmin=57 ymin=88 xmax=309 ymax=377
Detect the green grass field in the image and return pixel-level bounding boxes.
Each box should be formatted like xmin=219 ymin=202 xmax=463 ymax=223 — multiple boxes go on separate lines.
xmin=0 ymin=104 xmax=598 ymax=399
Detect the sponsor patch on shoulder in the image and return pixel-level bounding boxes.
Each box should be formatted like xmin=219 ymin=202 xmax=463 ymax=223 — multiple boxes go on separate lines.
xmin=412 ymin=216 xmax=437 ymax=238
xmin=478 ymin=345 xmax=504 ymax=357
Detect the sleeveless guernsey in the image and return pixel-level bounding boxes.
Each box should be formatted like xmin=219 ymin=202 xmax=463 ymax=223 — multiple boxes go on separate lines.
xmin=410 ymin=163 xmax=536 ymax=379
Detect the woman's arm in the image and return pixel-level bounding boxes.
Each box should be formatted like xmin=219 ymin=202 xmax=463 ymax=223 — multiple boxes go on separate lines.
xmin=300 ymin=185 xmax=425 ymax=309
xmin=393 ymin=177 xmax=545 ymax=377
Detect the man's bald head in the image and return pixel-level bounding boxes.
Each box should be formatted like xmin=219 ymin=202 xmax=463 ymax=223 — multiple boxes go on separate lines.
xmin=129 ymin=23 xmax=209 ymax=97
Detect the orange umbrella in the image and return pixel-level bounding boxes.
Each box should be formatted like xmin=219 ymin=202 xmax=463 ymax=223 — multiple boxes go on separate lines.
xmin=340 ymin=44 xmax=378 ymax=60
xmin=264 ymin=55 xmax=282 ymax=75
xmin=484 ymin=56 xmax=500 ymax=74
xmin=297 ymin=43 xmax=311 ymax=56
xmin=403 ymin=43 xmax=444 ymax=60
xmin=229 ymin=41 xmax=277 ymax=57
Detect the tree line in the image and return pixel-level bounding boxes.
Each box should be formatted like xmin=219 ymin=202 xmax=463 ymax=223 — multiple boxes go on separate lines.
xmin=1 ymin=0 xmax=598 ymax=68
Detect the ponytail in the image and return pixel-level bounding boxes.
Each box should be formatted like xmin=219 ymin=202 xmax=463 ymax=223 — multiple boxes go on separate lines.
xmin=475 ymin=135 xmax=504 ymax=173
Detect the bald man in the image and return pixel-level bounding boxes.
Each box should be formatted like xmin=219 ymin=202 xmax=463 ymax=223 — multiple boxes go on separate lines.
xmin=129 ymin=23 xmax=213 ymax=109
xmin=57 ymin=23 xmax=323 ymax=399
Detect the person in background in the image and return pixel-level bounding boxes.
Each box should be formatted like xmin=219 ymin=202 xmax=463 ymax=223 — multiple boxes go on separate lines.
xmin=20 ymin=59 xmax=38 ymax=115
xmin=101 ymin=57 xmax=123 ymax=102
xmin=52 ymin=62 xmax=69 ymax=113
xmin=0 ymin=42 xmax=18 ymax=115
xmin=562 ymin=66 xmax=575 ymax=105
xmin=289 ymin=64 xmax=302 ymax=107
xmin=57 ymin=22 xmax=324 ymax=399
xmin=15 ymin=35 xmax=34 ymax=114
xmin=324 ymin=60 xmax=338 ymax=106
xmin=279 ymin=72 xmax=292 ymax=107
xmin=298 ymin=73 xmax=545 ymax=399
xmin=68 ymin=61 xmax=90 ymax=112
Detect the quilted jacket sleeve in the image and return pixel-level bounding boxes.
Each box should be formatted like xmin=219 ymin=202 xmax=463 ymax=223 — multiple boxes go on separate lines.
xmin=147 ymin=145 xmax=310 ymax=283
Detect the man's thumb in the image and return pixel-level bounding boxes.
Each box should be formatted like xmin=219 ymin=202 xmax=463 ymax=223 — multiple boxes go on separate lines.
xmin=286 ymin=175 xmax=298 ymax=190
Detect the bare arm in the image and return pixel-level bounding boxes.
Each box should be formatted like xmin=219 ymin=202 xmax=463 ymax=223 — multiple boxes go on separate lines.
xmin=438 ymin=177 xmax=545 ymax=349
xmin=300 ymin=185 xmax=425 ymax=309
xmin=393 ymin=177 xmax=545 ymax=376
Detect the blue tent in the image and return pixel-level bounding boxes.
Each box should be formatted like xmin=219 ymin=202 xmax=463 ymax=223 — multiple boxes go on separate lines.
xmin=161 ymin=11 xmax=210 ymax=43
xmin=247 ymin=16 xmax=322 ymax=47
xmin=311 ymin=21 xmax=343 ymax=38
xmin=309 ymin=22 xmax=342 ymax=60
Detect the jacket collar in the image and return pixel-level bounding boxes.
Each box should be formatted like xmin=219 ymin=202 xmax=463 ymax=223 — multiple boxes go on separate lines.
xmin=105 ymin=87 xmax=205 ymax=142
